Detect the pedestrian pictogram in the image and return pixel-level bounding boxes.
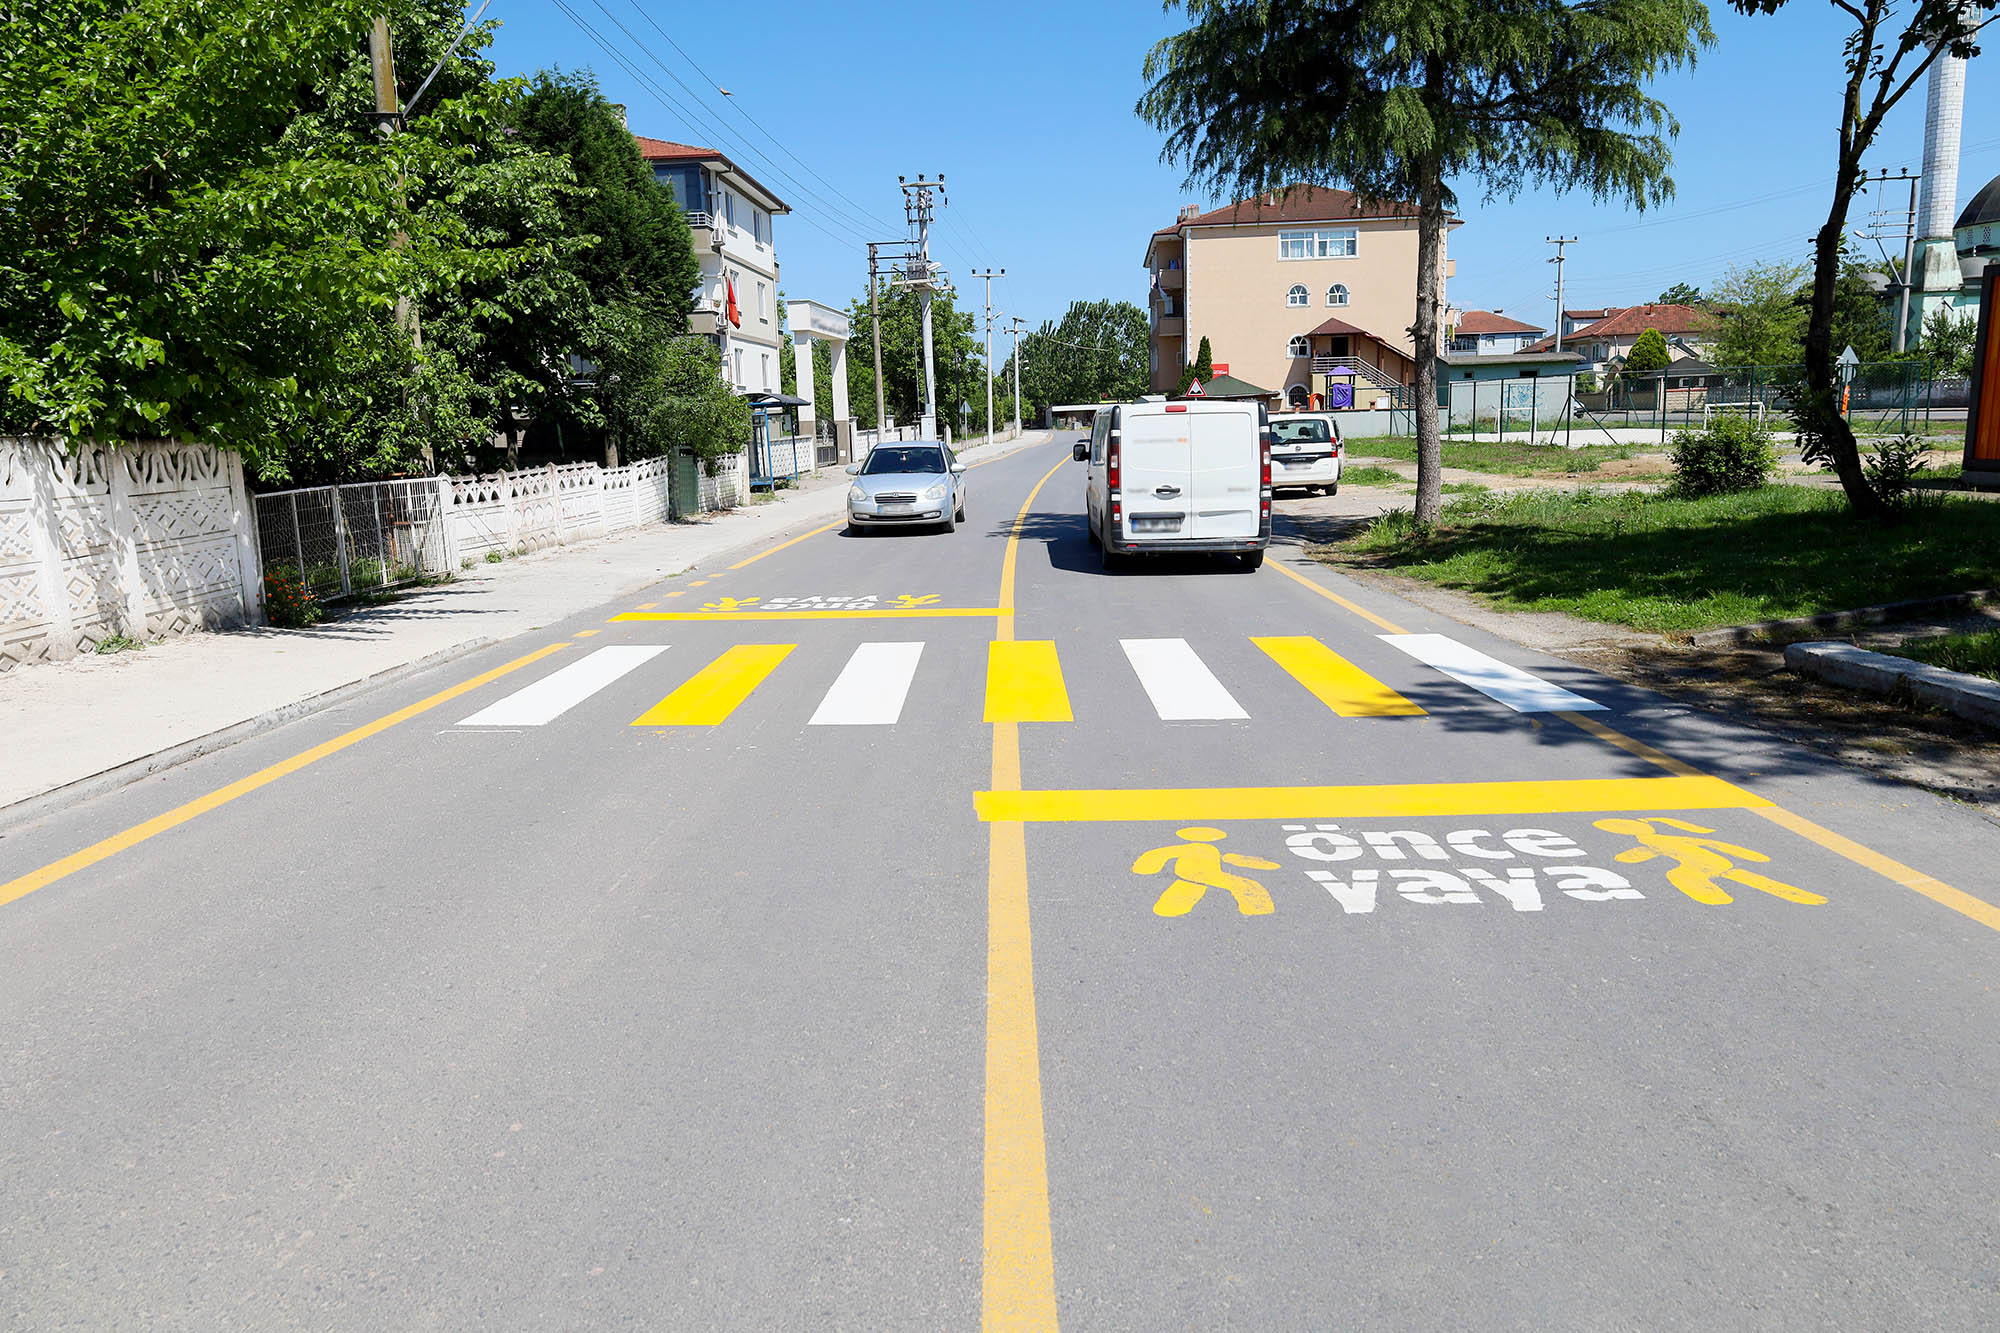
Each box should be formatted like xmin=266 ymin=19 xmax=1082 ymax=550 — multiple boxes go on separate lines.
xmin=1593 ymin=817 xmax=1825 ymax=906
xmin=700 ymin=596 xmax=760 ymax=612
xmin=1132 ymin=827 xmax=1281 ymax=917
xmin=893 ymin=593 xmax=941 ymax=608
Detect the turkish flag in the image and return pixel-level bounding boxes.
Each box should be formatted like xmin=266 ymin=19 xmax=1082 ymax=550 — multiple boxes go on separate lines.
xmin=725 ymin=276 xmax=741 ymax=328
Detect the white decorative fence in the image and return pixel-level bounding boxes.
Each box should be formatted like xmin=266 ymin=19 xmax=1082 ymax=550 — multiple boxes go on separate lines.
xmin=0 ymin=439 xmax=259 ymax=671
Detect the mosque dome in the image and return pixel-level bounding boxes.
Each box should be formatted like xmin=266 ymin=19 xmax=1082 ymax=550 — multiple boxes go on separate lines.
xmin=1957 ymin=173 xmax=2000 ymax=236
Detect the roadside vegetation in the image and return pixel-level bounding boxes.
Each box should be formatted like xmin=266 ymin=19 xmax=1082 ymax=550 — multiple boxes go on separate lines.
xmin=1337 ymin=465 xmax=1410 ymax=488
xmin=1343 ymin=437 xmax=1644 ymax=477
xmin=1889 ymin=629 xmax=2000 ymax=684
xmin=1322 ymin=486 xmax=2000 ymax=635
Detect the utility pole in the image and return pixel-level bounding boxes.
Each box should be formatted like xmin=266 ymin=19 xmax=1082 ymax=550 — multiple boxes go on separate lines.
xmin=972 ymin=267 xmax=1004 ymax=443
xmin=898 ymin=175 xmax=947 ymax=437
xmin=1859 ymin=168 xmax=1921 ymax=353
xmin=867 ymin=243 xmax=887 ymax=433
xmin=1545 ymin=237 xmax=1577 ymax=353
xmin=1008 ymin=316 xmax=1027 ymax=434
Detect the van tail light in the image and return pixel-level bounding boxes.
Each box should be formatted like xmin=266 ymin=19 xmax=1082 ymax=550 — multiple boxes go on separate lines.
xmin=1107 ymin=445 xmax=1120 ymax=495
xmin=1260 ymin=436 xmax=1272 ymax=522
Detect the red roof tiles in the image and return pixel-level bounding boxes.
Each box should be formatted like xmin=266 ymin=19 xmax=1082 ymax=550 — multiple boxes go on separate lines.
xmin=1454 ymin=310 xmax=1544 ymax=336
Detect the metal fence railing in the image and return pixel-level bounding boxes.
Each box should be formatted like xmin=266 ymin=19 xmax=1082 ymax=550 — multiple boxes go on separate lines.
xmin=254 ymin=479 xmax=450 ymax=602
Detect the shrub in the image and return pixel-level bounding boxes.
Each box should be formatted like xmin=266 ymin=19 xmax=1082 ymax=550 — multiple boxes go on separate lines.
xmin=1862 ymin=433 xmax=1940 ymax=515
xmin=1667 ymin=416 xmax=1778 ymax=497
xmin=262 ymin=567 xmax=322 ymax=628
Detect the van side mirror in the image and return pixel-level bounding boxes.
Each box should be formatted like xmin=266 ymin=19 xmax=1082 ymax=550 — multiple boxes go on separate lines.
xmin=1072 ymin=442 xmax=1089 ymax=461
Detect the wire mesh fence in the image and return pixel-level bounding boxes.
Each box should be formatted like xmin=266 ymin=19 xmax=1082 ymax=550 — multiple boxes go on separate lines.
xmin=254 ymin=479 xmax=449 ymax=602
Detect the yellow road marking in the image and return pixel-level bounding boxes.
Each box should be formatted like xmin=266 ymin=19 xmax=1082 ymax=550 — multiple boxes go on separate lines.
xmin=985 ymin=452 xmax=1067 ymax=1330
xmin=975 ymin=774 xmax=1768 ymax=824
xmin=691 ymin=580 xmax=709 ymax=587
xmin=1749 ymin=806 xmax=2000 ymax=930
xmin=1269 ymin=557 xmax=1412 ymax=634
xmin=665 ymin=591 xmax=685 ymax=598
xmin=574 ymin=629 xmax=598 ymax=637
xmin=0 ymin=643 xmax=571 ymax=910
xmin=615 ymin=608 xmax=1002 ymax=622
xmin=985 ymin=641 xmax=1073 ymax=723
xmin=630 ymin=643 xmax=793 ymax=726
xmin=637 ymin=602 xmax=659 ymax=610
xmin=1253 ymin=635 xmax=1424 ymax=717
xmin=1557 ymin=710 xmax=1707 ymax=777
xmin=728 ymin=518 xmax=844 ymax=570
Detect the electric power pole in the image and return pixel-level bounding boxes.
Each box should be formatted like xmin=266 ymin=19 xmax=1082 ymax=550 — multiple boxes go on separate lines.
xmin=1546 ymin=237 xmax=1577 ymax=353
xmin=972 ymin=268 xmax=1004 ymax=443
xmin=898 ymin=175 xmax=947 ymax=437
xmin=1859 ymin=168 xmax=1922 ymax=353
xmin=1008 ymin=316 xmax=1027 ymax=434
xmin=867 ymin=243 xmax=887 ymax=433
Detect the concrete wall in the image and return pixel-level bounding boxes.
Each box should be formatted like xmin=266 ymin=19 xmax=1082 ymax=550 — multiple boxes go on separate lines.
xmin=1 ymin=439 xmax=258 ymax=670
xmin=1183 ymin=220 xmax=1448 ymax=398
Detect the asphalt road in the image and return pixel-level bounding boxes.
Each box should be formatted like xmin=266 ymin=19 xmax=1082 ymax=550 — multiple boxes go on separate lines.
xmin=3 ymin=438 xmax=1998 ymax=1328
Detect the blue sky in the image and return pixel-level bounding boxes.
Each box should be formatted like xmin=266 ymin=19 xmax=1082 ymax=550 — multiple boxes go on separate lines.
xmin=486 ymin=1 xmax=1995 ymax=335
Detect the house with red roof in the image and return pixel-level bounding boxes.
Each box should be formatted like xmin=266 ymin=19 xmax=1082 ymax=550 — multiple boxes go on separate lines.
xmin=1522 ymin=303 xmax=1722 ymax=367
xmin=1143 ymin=187 xmax=1460 ymax=408
xmin=1448 ymin=310 xmax=1546 ymax=356
xmin=633 ymin=135 xmax=791 ymax=397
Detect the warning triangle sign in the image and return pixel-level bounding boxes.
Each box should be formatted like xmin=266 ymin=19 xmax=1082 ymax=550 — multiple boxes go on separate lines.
xmin=1185 ymin=379 xmax=1205 ymax=397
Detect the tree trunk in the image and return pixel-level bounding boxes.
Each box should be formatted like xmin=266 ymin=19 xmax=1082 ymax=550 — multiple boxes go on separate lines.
xmin=502 ymin=407 xmax=521 ymax=472
xmin=1804 ymin=162 xmax=1884 ymax=517
xmin=1410 ymin=170 xmax=1448 ymax=526
xmin=603 ymin=436 xmax=619 ymax=470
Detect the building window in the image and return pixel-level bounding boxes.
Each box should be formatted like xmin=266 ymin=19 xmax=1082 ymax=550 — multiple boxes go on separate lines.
xmin=762 ymin=352 xmax=772 ymax=389
xmin=1327 ymin=284 xmax=1349 ymax=306
xmin=758 ymin=282 xmax=769 ymax=322
xmin=733 ymin=347 xmax=744 ymax=385
xmin=1286 ymin=284 xmax=1310 ymax=308
xmin=1288 ymin=384 xmax=1311 ymax=408
xmin=1287 ymin=335 xmax=1309 ymax=357
xmin=752 ymin=208 xmax=767 ymax=246
xmin=1279 ymin=228 xmax=1359 ymax=260
xmin=722 ymin=189 xmax=736 ymax=229
xmin=653 ymin=164 xmax=710 ymax=217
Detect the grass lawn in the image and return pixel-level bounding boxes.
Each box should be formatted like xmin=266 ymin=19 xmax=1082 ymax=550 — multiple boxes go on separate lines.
xmin=1344 ymin=435 xmax=1642 ymax=476
xmin=1888 ymin=628 xmax=2000 ymax=683
xmin=1339 ymin=464 xmax=1409 ymax=487
xmin=1319 ymin=484 xmax=2000 ymax=634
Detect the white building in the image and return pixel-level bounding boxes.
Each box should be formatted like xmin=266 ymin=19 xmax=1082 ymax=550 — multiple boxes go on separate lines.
xmin=636 ymin=136 xmax=790 ymax=396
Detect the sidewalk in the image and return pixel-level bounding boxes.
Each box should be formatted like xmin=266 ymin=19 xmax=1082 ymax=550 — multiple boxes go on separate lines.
xmin=0 ymin=432 xmax=1052 ymax=817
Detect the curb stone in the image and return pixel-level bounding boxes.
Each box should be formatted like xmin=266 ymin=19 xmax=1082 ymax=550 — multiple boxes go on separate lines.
xmin=1690 ymin=590 xmax=2000 ymax=648
xmin=0 ymin=636 xmax=497 ymax=836
xmin=1785 ymin=641 xmax=2000 ymax=731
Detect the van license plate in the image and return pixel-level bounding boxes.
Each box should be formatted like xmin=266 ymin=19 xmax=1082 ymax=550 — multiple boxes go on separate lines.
xmin=1131 ymin=515 xmax=1183 ymax=533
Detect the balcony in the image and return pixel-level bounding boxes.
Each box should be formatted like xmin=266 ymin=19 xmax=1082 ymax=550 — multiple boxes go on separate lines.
xmin=1153 ymin=267 xmax=1184 ymax=291
xmin=1153 ymin=314 xmax=1185 ymax=338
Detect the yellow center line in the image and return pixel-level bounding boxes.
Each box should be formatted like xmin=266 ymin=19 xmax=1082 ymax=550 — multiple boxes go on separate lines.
xmin=727 ymin=518 xmax=844 ymax=570
xmin=614 ymin=608 xmax=1002 ymax=622
xmin=0 ymin=643 xmax=571 ymax=910
xmin=985 ymin=453 xmax=1067 ymax=1330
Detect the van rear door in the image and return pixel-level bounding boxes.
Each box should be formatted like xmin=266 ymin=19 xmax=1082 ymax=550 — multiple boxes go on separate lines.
xmin=1188 ymin=404 xmax=1262 ymax=539
xmin=1118 ymin=409 xmax=1193 ymax=543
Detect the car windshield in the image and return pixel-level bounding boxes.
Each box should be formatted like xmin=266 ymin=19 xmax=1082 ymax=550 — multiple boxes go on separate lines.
xmin=861 ymin=447 xmax=946 ymax=476
xmin=1273 ymin=419 xmax=1333 ymax=444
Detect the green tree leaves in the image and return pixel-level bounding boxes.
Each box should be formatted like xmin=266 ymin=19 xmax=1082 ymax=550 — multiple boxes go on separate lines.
xmin=1008 ymin=300 xmax=1151 ymax=413
xmin=1710 ymin=261 xmax=1809 ymax=366
xmin=1623 ymin=327 xmax=1673 ymax=374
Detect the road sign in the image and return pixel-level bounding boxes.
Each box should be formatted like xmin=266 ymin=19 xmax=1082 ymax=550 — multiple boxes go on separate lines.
xmin=1186 ymin=379 xmax=1205 ymax=397
xmin=1837 ymin=345 xmax=1860 ymax=383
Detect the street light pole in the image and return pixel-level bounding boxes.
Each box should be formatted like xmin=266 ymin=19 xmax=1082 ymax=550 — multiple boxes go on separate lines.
xmin=973 ymin=267 xmax=1004 ymax=443
xmin=1008 ymin=316 xmax=1027 ymax=435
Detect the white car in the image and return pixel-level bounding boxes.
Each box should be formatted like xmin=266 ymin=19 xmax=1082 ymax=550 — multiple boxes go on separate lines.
xmin=845 ymin=442 xmax=967 ymax=533
xmin=1074 ymin=398 xmax=1270 ymax=570
xmin=1270 ymin=413 xmax=1343 ymax=495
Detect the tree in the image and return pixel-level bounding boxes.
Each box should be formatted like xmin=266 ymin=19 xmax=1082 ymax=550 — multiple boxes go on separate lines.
xmin=1177 ymin=335 xmax=1216 ymax=393
xmin=843 ymin=285 xmax=981 ymax=434
xmin=1919 ymin=305 xmax=1977 ymax=378
xmin=1005 ymin=300 xmax=1150 ymax=414
xmin=1829 ymin=249 xmax=1893 ymax=363
xmin=1624 ymin=327 xmax=1673 ymax=374
xmin=0 ymin=0 xmax=539 ymax=456
xmin=1658 ymin=282 xmax=1706 ymax=305
xmin=1731 ymin=0 xmax=1991 ymax=516
xmin=658 ymin=336 xmax=749 ymax=467
xmin=1710 ymin=260 xmax=1809 ymax=366
xmin=1141 ymin=0 xmax=1711 ymax=523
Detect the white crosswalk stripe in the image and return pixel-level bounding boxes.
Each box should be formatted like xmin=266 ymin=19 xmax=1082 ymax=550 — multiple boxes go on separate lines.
xmin=1119 ymin=638 xmax=1249 ymax=720
xmin=457 ymin=645 xmax=668 ymax=726
xmin=1379 ymin=633 xmax=1605 ymax=713
xmin=809 ymin=642 xmax=926 ymax=726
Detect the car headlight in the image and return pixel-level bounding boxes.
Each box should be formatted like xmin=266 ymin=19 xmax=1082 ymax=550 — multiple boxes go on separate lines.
xmin=848 ymin=485 xmax=867 ymax=503
xmin=923 ymin=482 xmax=947 ymax=501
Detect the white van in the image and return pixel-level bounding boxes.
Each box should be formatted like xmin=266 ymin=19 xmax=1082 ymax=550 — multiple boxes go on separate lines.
xmin=1269 ymin=412 xmax=1343 ymax=495
xmin=1072 ymin=399 xmax=1271 ymax=570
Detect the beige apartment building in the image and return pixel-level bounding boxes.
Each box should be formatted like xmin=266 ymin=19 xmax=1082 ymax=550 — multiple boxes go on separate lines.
xmin=1144 ymin=189 xmax=1457 ymax=406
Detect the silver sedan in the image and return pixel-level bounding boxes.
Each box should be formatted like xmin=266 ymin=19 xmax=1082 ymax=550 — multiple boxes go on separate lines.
xmin=844 ymin=443 xmax=968 ymax=533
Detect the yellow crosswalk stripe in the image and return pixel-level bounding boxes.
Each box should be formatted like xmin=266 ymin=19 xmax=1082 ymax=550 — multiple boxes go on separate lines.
xmin=1253 ymin=635 xmax=1424 ymax=717
xmin=985 ymin=640 xmax=1073 ymax=723
xmin=631 ymin=643 xmax=794 ymax=726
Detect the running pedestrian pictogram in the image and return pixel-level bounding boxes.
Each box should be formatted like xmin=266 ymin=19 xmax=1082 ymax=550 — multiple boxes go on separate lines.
xmin=1594 ymin=817 xmax=1826 ymax=906
xmin=1132 ymin=827 xmax=1282 ymax=917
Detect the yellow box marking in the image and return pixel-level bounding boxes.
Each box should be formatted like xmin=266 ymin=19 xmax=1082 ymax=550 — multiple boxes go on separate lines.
xmin=615 ymin=608 xmax=1003 ymax=622
xmin=985 ymin=640 xmax=1072 ymax=723
xmin=1254 ymin=635 xmax=1423 ymax=717
xmin=974 ymin=774 xmax=1769 ymax=824
xmin=631 ymin=644 xmax=793 ymax=726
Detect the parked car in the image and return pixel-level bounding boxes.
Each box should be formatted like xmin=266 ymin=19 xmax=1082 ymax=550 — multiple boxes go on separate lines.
xmin=1269 ymin=413 xmax=1343 ymax=495
xmin=1072 ymin=399 xmax=1271 ymax=570
xmin=845 ymin=442 xmax=967 ymax=533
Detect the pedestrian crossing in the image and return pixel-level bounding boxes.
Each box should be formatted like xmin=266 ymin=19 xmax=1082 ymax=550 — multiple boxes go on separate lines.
xmin=454 ymin=632 xmax=1610 ymax=733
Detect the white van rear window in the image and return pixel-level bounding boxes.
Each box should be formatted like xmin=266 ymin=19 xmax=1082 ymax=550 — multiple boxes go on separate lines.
xmin=1273 ymin=419 xmax=1332 ymax=444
